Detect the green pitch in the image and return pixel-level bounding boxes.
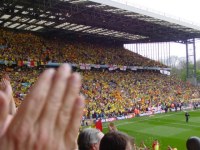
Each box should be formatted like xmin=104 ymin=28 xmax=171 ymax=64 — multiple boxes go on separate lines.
xmin=102 ymin=109 xmax=200 ymax=150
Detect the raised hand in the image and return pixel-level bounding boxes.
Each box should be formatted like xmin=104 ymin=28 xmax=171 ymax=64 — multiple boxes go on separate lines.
xmin=0 ymin=74 xmax=16 ymax=114
xmin=0 ymin=64 xmax=85 ymax=150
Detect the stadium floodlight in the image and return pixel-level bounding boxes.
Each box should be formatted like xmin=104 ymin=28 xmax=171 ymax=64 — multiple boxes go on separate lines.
xmin=19 ymin=18 xmax=30 ymax=23
xmin=14 ymin=9 xmax=19 ymax=13
xmin=28 ymin=8 xmax=33 ymax=11
xmin=125 ymin=14 xmax=142 ymax=18
xmin=11 ymin=16 xmax=21 ymax=21
xmin=32 ymin=26 xmax=44 ymax=31
xmin=59 ymin=0 xmax=70 ymax=1
xmin=36 ymin=20 xmax=47 ymax=25
xmin=45 ymin=22 xmax=55 ymax=26
xmin=28 ymin=19 xmax=37 ymax=23
xmin=15 ymin=5 xmax=23 ymax=9
xmin=40 ymin=14 xmax=48 ymax=17
xmin=49 ymin=16 xmax=56 ymax=19
xmin=70 ymin=0 xmax=88 ymax=4
xmin=1 ymin=14 xmax=11 ymax=19
xmin=22 ymin=11 xmax=29 ymax=14
xmin=67 ymin=25 xmax=84 ymax=31
xmin=137 ymin=16 xmax=158 ymax=22
xmin=55 ymin=22 xmax=70 ymax=28
xmin=104 ymin=9 xmax=116 ymax=12
xmin=0 ymin=20 xmax=2 ymax=23
xmin=25 ymin=25 xmax=36 ymax=30
xmin=8 ymin=23 xmax=20 ymax=28
xmin=63 ymin=23 xmax=77 ymax=29
xmin=16 ymin=24 xmax=27 ymax=29
xmin=86 ymin=4 xmax=106 ymax=8
xmin=3 ymin=22 xmax=12 ymax=27
xmin=74 ymin=26 xmax=91 ymax=31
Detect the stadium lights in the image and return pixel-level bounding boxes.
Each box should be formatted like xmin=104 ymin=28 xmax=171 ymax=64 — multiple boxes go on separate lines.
xmin=63 ymin=23 xmax=77 ymax=29
xmin=74 ymin=26 xmax=91 ymax=31
xmin=8 ymin=23 xmax=20 ymax=28
xmin=67 ymin=25 xmax=85 ymax=30
xmin=28 ymin=19 xmax=37 ymax=23
xmin=70 ymin=0 xmax=88 ymax=4
xmin=125 ymin=14 xmax=142 ymax=18
xmin=19 ymin=18 xmax=30 ymax=23
xmin=45 ymin=22 xmax=55 ymax=26
xmin=32 ymin=26 xmax=44 ymax=31
xmin=16 ymin=24 xmax=27 ymax=29
xmin=28 ymin=8 xmax=33 ymax=11
xmin=59 ymin=0 xmax=70 ymax=1
xmin=40 ymin=14 xmax=48 ymax=17
xmin=15 ymin=5 xmax=23 ymax=9
xmin=14 ymin=9 xmax=19 ymax=13
xmin=55 ymin=22 xmax=70 ymax=28
xmin=25 ymin=25 xmax=36 ymax=30
xmin=3 ymin=22 xmax=12 ymax=27
xmin=22 ymin=11 xmax=29 ymax=15
xmin=36 ymin=20 xmax=47 ymax=25
xmin=49 ymin=16 xmax=56 ymax=19
xmin=86 ymin=4 xmax=106 ymax=8
xmin=81 ymin=27 xmax=147 ymax=40
xmin=1 ymin=14 xmax=11 ymax=19
xmin=11 ymin=16 xmax=21 ymax=21
xmin=0 ymin=20 xmax=2 ymax=23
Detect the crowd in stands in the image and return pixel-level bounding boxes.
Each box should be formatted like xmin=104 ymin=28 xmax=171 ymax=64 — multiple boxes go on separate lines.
xmin=0 ymin=29 xmax=166 ymax=67
xmin=1 ymin=29 xmax=200 ymax=150
xmin=0 ymin=67 xmax=199 ymax=116
xmin=0 ymin=29 xmax=200 ymax=116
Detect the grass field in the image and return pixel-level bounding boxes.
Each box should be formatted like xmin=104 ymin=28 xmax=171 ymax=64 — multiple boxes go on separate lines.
xmin=102 ymin=109 xmax=200 ymax=150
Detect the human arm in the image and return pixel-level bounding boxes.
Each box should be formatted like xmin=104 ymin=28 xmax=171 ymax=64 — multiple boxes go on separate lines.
xmin=0 ymin=64 xmax=85 ymax=150
xmin=0 ymin=75 xmax=16 ymax=114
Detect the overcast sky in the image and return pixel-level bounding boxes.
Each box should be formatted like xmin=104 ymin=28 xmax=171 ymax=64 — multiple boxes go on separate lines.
xmin=119 ymin=0 xmax=200 ymax=60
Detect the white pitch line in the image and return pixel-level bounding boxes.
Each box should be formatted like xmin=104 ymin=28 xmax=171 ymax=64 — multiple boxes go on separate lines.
xmin=113 ymin=109 xmax=200 ymax=128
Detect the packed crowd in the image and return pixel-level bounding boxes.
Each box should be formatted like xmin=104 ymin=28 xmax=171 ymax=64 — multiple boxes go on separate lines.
xmin=0 ymin=66 xmax=199 ymax=117
xmin=81 ymin=70 xmax=199 ymax=118
xmin=0 ymin=29 xmax=165 ymax=67
xmin=0 ymin=65 xmax=199 ymax=150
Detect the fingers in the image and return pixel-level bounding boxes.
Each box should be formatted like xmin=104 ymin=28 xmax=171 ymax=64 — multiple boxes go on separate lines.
xmin=0 ymin=91 xmax=9 ymax=137
xmin=3 ymin=74 xmax=10 ymax=81
xmin=8 ymin=69 xmax=55 ymax=131
xmin=38 ymin=64 xmax=71 ymax=130
xmin=65 ymin=95 xmax=85 ymax=145
xmin=0 ymin=64 xmax=83 ymax=150
xmin=0 ymin=79 xmax=5 ymax=91
xmin=56 ymin=73 xmax=82 ymax=133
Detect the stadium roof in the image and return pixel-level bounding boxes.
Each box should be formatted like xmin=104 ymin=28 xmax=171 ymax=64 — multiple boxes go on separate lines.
xmin=1 ymin=0 xmax=200 ymax=43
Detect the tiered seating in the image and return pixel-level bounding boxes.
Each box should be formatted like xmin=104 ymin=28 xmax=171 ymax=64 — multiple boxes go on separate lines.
xmin=0 ymin=29 xmax=166 ymax=67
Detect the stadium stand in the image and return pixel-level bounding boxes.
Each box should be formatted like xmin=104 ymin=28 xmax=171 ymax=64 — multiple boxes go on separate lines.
xmin=1 ymin=0 xmax=200 ymax=149
xmin=0 ymin=29 xmax=199 ymax=115
xmin=0 ymin=29 xmax=166 ymax=67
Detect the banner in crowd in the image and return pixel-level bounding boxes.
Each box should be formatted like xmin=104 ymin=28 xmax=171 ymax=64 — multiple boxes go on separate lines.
xmin=108 ymin=65 xmax=118 ymax=71
xmin=79 ymin=63 xmax=91 ymax=70
xmin=119 ymin=65 xmax=127 ymax=71
xmin=0 ymin=60 xmax=171 ymax=72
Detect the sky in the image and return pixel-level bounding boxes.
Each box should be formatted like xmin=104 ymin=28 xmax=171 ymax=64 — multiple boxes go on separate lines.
xmin=117 ymin=0 xmax=200 ymax=60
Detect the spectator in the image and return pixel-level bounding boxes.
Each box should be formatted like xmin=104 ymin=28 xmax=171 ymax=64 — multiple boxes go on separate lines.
xmin=108 ymin=122 xmax=118 ymax=132
xmin=99 ymin=131 xmax=134 ymax=150
xmin=78 ymin=128 xmax=104 ymax=150
xmin=152 ymin=139 xmax=160 ymax=150
xmin=186 ymin=136 xmax=200 ymax=150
